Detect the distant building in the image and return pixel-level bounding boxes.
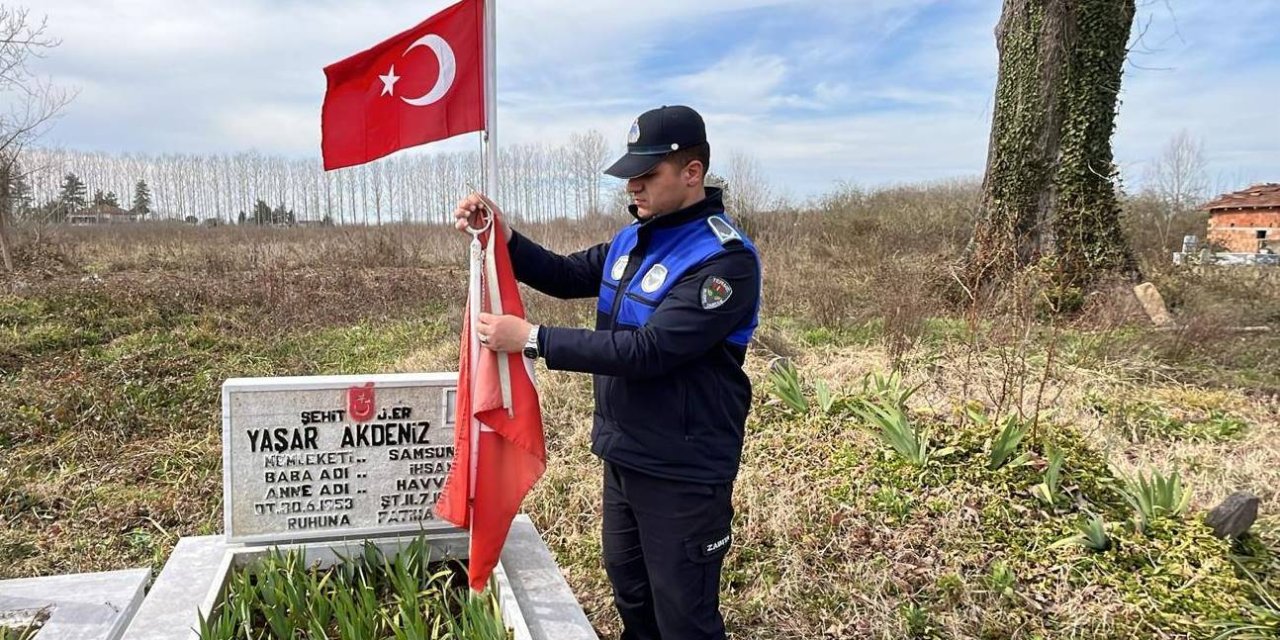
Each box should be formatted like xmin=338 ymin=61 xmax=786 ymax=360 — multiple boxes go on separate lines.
xmin=68 ymin=203 xmax=141 ymax=225
xmin=1202 ymin=183 xmax=1280 ymax=253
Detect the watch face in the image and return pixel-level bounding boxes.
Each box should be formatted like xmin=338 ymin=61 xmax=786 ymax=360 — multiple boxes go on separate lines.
xmin=523 ymin=346 xmax=538 ymax=359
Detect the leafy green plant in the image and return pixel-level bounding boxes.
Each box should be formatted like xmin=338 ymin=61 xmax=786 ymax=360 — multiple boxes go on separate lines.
xmin=859 ymin=371 xmax=920 ymax=409
xmin=857 ymin=401 xmax=953 ymax=467
xmin=987 ymin=561 xmax=1016 ymax=598
xmin=900 ymin=601 xmax=931 ymax=638
xmin=1031 ymin=447 xmax=1065 ymax=506
xmin=197 ymin=536 xmax=510 ymax=640
xmin=814 ymin=378 xmax=836 ymax=415
xmin=1212 ymin=564 xmax=1280 ymax=639
xmin=1052 ymin=514 xmax=1111 ymax=552
xmin=985 ymin=414 xmax=1032 ymax=471
xmin=1119 ymin=469 xmax=1192 ymax=534
xmin=768 ymin=358 xmax=808 ymax=414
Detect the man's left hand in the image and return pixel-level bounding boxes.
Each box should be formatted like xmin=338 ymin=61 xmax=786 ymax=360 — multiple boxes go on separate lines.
xmin=476 ymin=312 xmax=532 ymax=353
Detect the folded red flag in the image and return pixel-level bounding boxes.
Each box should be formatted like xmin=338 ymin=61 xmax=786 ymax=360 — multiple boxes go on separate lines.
xmin=436 ymin=213 xmax=547 ymax=592
xmin=321 ymin=0 xmax=484 ymax=170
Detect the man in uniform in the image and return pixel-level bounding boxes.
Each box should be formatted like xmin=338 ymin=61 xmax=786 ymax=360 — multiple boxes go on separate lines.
xmin=453 ymin=105 xmax=761 ymax=640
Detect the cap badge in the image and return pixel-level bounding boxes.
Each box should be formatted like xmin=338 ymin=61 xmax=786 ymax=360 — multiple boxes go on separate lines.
xmin=640 ymin=263 xmax=668 ymax=293
xmin=627 ymin=119 xmax=640 ymax=144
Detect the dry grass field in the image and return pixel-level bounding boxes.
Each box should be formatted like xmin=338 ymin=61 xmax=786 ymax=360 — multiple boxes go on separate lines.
xmin=2 ymin=184 xmax=1279 ymax=638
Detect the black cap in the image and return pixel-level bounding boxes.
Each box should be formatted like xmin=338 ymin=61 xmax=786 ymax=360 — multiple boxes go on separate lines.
xmin=604 ymin=105 xmax=706 ymax=179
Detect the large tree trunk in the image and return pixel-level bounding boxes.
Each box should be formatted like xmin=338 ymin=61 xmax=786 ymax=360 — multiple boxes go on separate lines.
xmin=967 ymin=0 xmax=1138 ymax=297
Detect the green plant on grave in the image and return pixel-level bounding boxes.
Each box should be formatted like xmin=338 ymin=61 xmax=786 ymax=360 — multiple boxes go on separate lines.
xmin=1212 ymin=563 xmax=1280 ymax=639
xmin=977 ymin=410 xmax=1032 ymax=471
xmin=1052 ymin=514 xmax=1111 ymax=552
xmin=768 ymin=358 xmax=808 ymax=414
xmin=858 ymin=370 xmax=920 ymax=409
xmin=814 ymin=378 xmax=837 ymax=415
xmin=1119 ymin=469 xmax=1192 ymax=534
xmin=857 ymin=401 xmax=953 ymax=467
xmin=196 ymin=536 xmax=510 ymax=640
xmin=1031 ymin=447 xmax=1066 ymax=507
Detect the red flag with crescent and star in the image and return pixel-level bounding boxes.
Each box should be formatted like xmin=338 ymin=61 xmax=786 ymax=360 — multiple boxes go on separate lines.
xmin=435 ymin=212 xmax=547 ymax=592
xmin=321 ymin=0 xmax=484 ymax=170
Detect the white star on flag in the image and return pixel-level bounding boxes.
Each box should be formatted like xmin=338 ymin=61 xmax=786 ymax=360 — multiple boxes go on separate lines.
xmin=379 ymin=65 xmax=400 ymax=96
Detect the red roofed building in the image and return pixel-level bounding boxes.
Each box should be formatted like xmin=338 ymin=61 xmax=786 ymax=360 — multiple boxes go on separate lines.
xmin=1202 ymin=183 xmax=1280 ymax=253
xmin=68 ymin=203 xmax=141 ymax=225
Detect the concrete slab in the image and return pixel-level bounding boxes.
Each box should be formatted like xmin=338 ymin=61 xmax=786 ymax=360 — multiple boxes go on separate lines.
xmin=0 ymin=568 xmax=150 ymax=640
xmin=500 ymin=515 xmax=598 ymax=640
xmin=120 ymin=536 xmax=226 ymax=640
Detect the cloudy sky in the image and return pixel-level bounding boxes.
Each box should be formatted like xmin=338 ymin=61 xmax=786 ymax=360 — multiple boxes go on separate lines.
xmin=26 ymin=0 xmax=1280 ymax=199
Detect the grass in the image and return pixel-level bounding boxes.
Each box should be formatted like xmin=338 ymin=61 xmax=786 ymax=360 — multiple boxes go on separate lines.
xmin=2 ymin=190 xmax=1278 ymax=638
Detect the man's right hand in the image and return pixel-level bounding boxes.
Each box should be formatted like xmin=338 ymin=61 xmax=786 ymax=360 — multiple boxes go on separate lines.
xmin=453 ymin=192 xmax=513 ymax=243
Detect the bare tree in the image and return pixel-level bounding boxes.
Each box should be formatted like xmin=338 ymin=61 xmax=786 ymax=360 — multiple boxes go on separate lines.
xmin=0 ymin=6 xmax=72 ymax=271
xmin=1140 ymin=130 xmax=1208 ymax=251
xmin=1147 ymin=129 xmax=1207 ymax=213
xmin=569 ymin=129 xmax=610 ymax=215
xmin=724 ymin=151 xmax=772 ymax=216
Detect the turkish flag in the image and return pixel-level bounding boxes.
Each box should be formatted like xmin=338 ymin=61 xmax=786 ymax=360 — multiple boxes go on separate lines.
xmin=436 ymin=213 xmax=546 ymax=593
xmin=321 ymin=0 xmax=485 ymax=170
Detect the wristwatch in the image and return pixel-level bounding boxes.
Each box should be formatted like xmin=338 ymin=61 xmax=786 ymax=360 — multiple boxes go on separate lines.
xmin=523 ymin=325 xmax=541 ymax=359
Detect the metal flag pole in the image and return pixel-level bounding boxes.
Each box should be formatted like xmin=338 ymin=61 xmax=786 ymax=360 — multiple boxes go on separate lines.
xmin=468 ymin=0 xmax=499 ymax=585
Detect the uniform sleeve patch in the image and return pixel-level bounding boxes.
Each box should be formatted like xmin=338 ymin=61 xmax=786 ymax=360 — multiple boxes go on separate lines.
xmin=700 ymin=276 xmax=733 ymax=309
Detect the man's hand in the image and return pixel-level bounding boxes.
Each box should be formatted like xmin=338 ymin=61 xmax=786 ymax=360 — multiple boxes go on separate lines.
xmin=476 ymin=312 xmax=532 ymax=353
xmin=453 ymin=192 xmax=514 ymax=243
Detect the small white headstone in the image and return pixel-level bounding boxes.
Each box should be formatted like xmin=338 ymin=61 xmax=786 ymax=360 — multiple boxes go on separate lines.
xmin=222 ymin=373 xmax=458 ymax=545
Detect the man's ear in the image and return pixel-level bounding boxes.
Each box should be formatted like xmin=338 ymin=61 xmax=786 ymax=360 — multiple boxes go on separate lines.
xmin=684 ymin=160 xmax=705 ymax=186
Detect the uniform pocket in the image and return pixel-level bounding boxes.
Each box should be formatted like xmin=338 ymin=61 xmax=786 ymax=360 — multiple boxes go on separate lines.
xmin=684 ymin=528 xmax=732 ymax=565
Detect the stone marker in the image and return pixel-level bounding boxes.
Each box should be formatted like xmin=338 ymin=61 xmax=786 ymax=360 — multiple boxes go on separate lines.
xmin=222 ymin=372 xmax=459 ymax=544
xmin=1133 ymin=282 xmax=1175 ymax=328
xmin=0 ymin=568 xmax=150 ymax=640
xmin=1205 ymin=491 xmax=1260 ymax=539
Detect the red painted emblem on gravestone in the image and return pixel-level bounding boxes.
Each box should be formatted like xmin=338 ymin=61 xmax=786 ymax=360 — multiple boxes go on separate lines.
xmin=348 ymin=382 xmax=376 ymax=423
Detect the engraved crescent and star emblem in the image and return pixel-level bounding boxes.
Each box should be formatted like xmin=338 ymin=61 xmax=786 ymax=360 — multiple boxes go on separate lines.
xmin=379 ymin=34 xmax=457 ymax=107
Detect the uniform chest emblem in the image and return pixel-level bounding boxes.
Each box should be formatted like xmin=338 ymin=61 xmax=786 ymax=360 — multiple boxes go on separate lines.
xmin=701 ymin=276 xmax=733 ymax=309
xmin=610 ymin=255 xmax=629 ymax=281
xmin=640 ymin=264 xmax=668 ymax=293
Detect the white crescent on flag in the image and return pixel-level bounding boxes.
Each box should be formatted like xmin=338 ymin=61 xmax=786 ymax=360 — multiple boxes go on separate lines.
xmin=400 ymin=34 xmax=457 ymax=107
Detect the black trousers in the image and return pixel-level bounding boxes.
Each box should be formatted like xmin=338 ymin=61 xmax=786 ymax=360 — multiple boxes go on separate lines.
xmin=602 ymin=461 xmax=734 ymax=640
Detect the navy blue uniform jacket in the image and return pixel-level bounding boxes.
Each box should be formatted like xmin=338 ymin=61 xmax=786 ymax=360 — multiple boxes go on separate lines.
xmin=507 ymin=188 xmax=761 ymax=484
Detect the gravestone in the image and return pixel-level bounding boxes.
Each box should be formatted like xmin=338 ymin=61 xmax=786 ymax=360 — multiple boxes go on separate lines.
xmin=121 ymin=371 xmax=595 ymax=640
xmin=221 ymin=372 xmax=460 ymax=544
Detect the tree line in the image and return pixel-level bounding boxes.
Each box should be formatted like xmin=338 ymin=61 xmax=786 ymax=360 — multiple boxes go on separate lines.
xmin=17 ymin=130 xmax=617 ymax=226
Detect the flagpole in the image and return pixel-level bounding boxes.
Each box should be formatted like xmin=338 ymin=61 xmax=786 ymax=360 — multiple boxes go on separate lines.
xmin=481 ymin=0 xmax=498 ymax=199
xmin=469 ymin=0 xmax=498 ymax=588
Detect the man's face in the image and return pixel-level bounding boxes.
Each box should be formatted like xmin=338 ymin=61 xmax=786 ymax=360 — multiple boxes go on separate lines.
xmin=627 ymin=159 xmax=689 ymax=220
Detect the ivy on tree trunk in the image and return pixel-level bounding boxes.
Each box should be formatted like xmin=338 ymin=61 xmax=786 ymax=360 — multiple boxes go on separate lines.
xmin=968 ymin=0 xmax=1138 ymax=299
